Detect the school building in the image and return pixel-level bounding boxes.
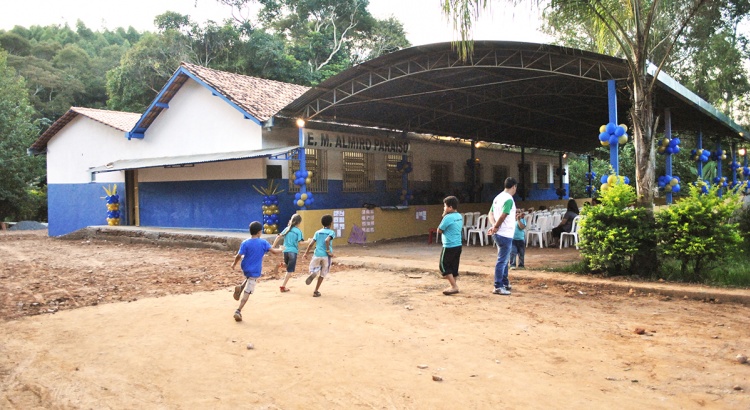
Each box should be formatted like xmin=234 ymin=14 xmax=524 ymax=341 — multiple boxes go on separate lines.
xmin=30 ymin=42 xmax=747 ymax=241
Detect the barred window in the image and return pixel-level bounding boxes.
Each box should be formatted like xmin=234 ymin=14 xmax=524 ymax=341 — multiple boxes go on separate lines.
xmin=342 ymin=151 xmax=374 ymax=192
xmin=289 ymin=149 xmax=328 ymax=193
xmin=493 ymin=165 xmax=509 ymax=186
xmin=536 ymin=163 xmax=550 ymax=189
xmin=430 ymin=161 xmax=452 ymax=194
xmin=386 ymin=154 xmax=411 ymax=191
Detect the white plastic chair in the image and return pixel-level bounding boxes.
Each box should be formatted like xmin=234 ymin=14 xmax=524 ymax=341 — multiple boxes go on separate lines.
xmin=526 ymin=215 xmax=549 ymax=248
xmin=462 ymin=212 xmax=475 ymax=240
xmin=467 ymin=214 xmax=489 ymax=246
xmin=559 ymin=215 xmax=582 ymax=249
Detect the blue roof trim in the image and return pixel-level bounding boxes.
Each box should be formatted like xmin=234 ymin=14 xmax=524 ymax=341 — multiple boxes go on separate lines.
xmin=125 ymin=66 xmax=262 ymax=141
xmin=180 ymin=69 xmax=262 ymax=126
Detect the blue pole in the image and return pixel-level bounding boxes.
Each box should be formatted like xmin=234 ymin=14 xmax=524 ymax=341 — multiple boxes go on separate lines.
xmin=732 ymin=142 xmax=738 ymax=188
xmin=697 ymin=131 xmax=703 ymax=179
xmin=664 ymin=109 xmax=672 ymax=205
xmin=401 ymin=132 xmax=409 ymax=206
xmin=717 ymin=140 xmax=723 ymax=198
xmin=298 ymin=123 xmax=307 ymax=210
xmin=608 ymin=80 xmax=619 ymax=175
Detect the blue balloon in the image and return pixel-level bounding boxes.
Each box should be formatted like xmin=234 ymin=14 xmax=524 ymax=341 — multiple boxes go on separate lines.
xmin=606 ymin=122 xmax=617 ymax=134
xmin=295 ymin=192 xmax=302 ymax=200
xmin=672 ymin=184 xmax=681 ymax=193
xmin=599 ymin=132 xmax=609 ymax=142
xmin=614 ymin=126 xmax=625 ymax=137
xmin=609 ymin=135 xmax=619 ymax=145
xmin=624 ymin=176 xmax=630 ymax=184
xmin=304 ymin=198 xmax=312 ymax=206
xmin=600 ymin=175 xmax=608 ymax=184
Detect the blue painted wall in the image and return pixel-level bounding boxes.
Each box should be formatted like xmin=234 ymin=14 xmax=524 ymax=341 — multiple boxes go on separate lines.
xmin=48 ymin=183 xmax=128 ymax=237
xmin=48 ymin=178 xmax=568 ymax=237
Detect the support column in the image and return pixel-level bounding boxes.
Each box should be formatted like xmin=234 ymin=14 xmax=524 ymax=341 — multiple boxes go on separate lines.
xmin=717 ymin=140 xmax=723 ymax=197
xmin=587 ymin=155 xmax=593 ymax=198
xmin=608 ymin=80 xmax=619 ymax=175
xmin=664 ymin=109 xmax=673 ymax=205
xmin=520 ymin=147 xmax=526 ymax=201
xmin=697 ymin=131 xmax=703 ymax=179
xmin=297 ymin=120 xmax=308 ymax=210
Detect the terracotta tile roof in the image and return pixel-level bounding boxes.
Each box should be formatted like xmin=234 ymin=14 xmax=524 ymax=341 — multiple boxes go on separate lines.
xmin=181 ymin=62 xmax=310 ymax=122
xmin=30 ymin=107 xmax=140 ymax=154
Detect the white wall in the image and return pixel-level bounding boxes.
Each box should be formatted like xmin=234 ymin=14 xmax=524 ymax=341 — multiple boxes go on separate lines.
xmin=46 ymin=116 xmax=137 ymax=184
xmin=143 ymin=80 xmax=262 ymax=156
xmin=138 ymin=158 xmax=266 ymax=182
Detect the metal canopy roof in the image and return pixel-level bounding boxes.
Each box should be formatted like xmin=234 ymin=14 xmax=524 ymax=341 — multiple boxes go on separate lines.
xmin=279 ymin=41 xmax=746 ymax=154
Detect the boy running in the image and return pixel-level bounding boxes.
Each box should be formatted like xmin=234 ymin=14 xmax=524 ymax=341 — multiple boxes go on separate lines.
xmin=302 ymin=214 xmax=336 ymax=297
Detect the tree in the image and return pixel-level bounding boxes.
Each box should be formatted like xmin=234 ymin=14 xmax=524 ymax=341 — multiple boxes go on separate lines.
xmin=0 ymin=51 xmax=44 ymax=221
xmin=442 ymin=0 xmax=742 ymax=210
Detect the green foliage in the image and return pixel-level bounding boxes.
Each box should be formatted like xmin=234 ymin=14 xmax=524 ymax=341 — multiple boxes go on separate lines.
xmin=0 ymin=51 xmax=45 ymax=221
xmin=655 ymin=182 xmax=744 ymax=282
xmin=578 ymin=180 xmax=656 ymax=276
xmin=737 ymin=203 xmax=750 ymax=252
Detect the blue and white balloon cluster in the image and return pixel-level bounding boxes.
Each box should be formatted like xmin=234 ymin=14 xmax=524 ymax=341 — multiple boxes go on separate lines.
xmin=690 ymin=148 xmax=710 ymax=163
xmin=293 ymin=191 xmax=314 ymax=208
xmin=657 ymin=137 xmax=680 ymax=155
xmin=732 ymin=161 xmax=750 ymax=179
xmin=712 ymin=176 xmax=728 ymax=188
xmin=657 ymin=175 xmax=681 ymax=193
xmin=396 ymin=158 xmax=413 ymax=174
xmin=599 ymin=174 xmax=629 ymax=192
xmin=585 ymin=171 xmax=597 ymax=196
xmin=710 ymin=149 xmax=728 ymax=162
xmin=262 ymin=195 xmax=280 ymax=234
xmin=292 ymin=170 xmax=314 ymax=208
xmin=598 ymin=123 xmax=629 ymax=146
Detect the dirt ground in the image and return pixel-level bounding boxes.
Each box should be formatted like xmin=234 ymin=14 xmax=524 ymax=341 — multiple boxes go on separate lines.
xmin=1 ymin=230 xmax=749 ymax=409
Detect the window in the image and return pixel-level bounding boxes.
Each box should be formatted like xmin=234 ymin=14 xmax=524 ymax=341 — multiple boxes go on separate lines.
xmin=342 ymin=151 xmax=374 ymax=192
xmin=430 ymin=161 xmax=452 ymax=194
xmin=386 ymin=154 xmax=411 ymax=191
xmin=289 ymin=149 xmax=328 ymax=192
xmin=493 ymin=165 xmax=509 ymax=187
xmin=536 ymin=163 xmax=550 ymax=189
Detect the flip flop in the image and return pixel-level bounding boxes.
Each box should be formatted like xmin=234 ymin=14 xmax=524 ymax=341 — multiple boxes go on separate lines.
xmin=280 ymin=286 xmax=290 ymax=292
xmin=442 ymin=289 xmax=459 ymax=295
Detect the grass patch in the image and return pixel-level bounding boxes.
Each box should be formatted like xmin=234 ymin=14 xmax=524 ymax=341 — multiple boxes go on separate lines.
xmin=658 ymin=249 xmax=750 ymax=287
xmin=542 ymin=260 xmax=589 ymax=273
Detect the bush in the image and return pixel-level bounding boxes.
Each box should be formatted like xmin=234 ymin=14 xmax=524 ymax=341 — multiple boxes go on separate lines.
xmin=655 ymin=182 xmax=743 ymax=282
xmin=578 ymin=180 xmax=655 ymax=276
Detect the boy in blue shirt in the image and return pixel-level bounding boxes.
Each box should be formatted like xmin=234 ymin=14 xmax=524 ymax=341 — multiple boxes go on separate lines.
xmin=272 ymin=214 xmax=305 ymax=292
xmin=302 ymin=214 xmax=336 ymax=297
xmin=231 ymin=221 xmax=283 ymax=322
xmin=509 ymin=209 xmax=527 ymax=270
xmin=438 ymin=196 xmax=462 ymax=295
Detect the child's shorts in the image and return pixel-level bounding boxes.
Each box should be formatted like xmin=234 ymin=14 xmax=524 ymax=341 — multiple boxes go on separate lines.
xmin=309 ymin=256 xmax=331 ymax=278
xmin=284 ymin=252 xmax=298 ymax=272
xmin=243 ymin=277 xmax=258 ymax=294
xmin=439 ymin=246 xmax=462 ymax=277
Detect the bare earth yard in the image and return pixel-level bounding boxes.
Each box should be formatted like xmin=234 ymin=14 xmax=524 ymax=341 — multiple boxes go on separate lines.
xmin=1 ymin=230 xmax=748 ymax=409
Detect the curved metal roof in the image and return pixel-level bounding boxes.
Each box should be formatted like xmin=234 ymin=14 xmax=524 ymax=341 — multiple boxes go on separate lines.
xmin=279 ymin=41 xmax=746 ymax=153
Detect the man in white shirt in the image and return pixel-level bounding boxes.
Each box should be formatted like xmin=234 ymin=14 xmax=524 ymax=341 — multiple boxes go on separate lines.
xmin=487 ymin=177 xmax=517 ymax=295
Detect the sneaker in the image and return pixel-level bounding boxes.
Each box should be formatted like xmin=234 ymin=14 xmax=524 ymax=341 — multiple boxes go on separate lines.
xmin=280 ymin=286 xmax=290 ymax=292
xmin=233 ymin=310 xmax=242 ymax=322
xmin=492 ymin=287 xmax=511 ymax=295
xmin=313 ymin=291 xmax=321 ymax=297
xmin=305 ymin=272 xmax=318 ymax=285
xmin=506 ymin=284 xmax=512 ymax=291
xmin=233 ymin=279 xmax=247 ymax=300
xmin=509 ymin=266 xmax=516 ymax=270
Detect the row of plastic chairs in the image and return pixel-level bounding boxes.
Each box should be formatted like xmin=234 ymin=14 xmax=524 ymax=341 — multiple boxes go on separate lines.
xmin=526 ymin=214 xmax=582 ymax=249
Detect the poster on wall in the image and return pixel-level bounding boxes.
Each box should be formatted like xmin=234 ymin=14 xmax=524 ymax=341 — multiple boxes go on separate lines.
xmin=361 ymin=209 xmax=375 ymax=233
xmin=416 ymin=208 xmax=427 ymax=221
xmin=333 ymin=209 xmax=346 ymax=237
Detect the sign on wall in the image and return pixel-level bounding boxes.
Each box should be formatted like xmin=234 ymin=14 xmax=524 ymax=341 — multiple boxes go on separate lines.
xmin=304 ymin=130 xmax=410 ymax=154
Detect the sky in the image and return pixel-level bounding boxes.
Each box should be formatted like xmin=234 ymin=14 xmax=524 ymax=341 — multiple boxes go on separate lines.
xmin=0 ymin=0 xmax=552 ymax=46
